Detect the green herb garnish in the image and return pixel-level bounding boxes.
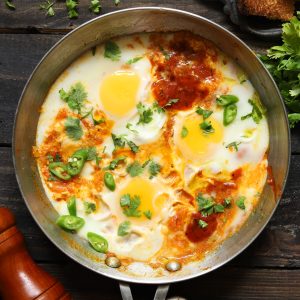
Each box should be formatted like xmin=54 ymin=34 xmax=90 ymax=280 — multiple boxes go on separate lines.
xmin=89 ymin=0 xmax=101 ymax=13
xmin=126 ymin=57 xmax=143 ymax=65
xmin=137 ymin=102 xmax=153 ymax=124
xmin=181 ymin=126 xmax=188 ymax=138
xmin=148 ymin=160 xmax=161 ymax=178
xmin=216 ymin=95 xmax=239 ymax=106
xmin=236 ymin=196 xmax=246 ymax=210
xmin=105 ymin=156 xmax=126 ymax=170
xmin=199 ymin=121 xmax=214 ymax=134
xmin=5 ymin=0 xmax=15 ymax=9
xmin=126 ymin=161 xmax=143 ymax=177
xmin=59 ymin=82 xmax=87 ymax=114
xmin=226 ymin=141 xmax=241 ymax=152
xmin=104 ymin=41 xmax=121 ymax=61
xmin=260 ymin=13 xmax=300 ymax=128
xmin=66 ymin=0 xmax=78 ymax=18
xmin=196 ymin=107 xmax=213 ymax=119
xmin=143 ymin=210 xmax=152 ymax=219
xmin=118 ymin=221 xmax=131 ymax=236
xmin=65 ymin=117 xmax=83 ymax=141
xmin=84 ymin=201 xmax=96 ymax=214
xmin=127 ymin=140 xmax=139 ymax=153
xmin=40 ymin=0 xmax=55 ymax=16
xmin=120 ymin=194 xmax=141 ymax=217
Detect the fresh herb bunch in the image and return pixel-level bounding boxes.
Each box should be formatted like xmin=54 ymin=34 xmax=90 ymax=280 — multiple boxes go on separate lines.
xmin=260 ymin=12 xmax=300 ymax=128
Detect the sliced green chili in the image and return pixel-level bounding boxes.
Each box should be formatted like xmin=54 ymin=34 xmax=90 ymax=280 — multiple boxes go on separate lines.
xmin=49 ymin=162 xmax=71 ymax=180
xmin=67 ymin=196 xmax=77 ymax=216
xmin=104 ymin=172 xmax=116 ymax=191
xmin=87 ymin=232 xmax=108 ymax=253
xmin=223 ymin=104 xmax=237 ymax=126
xmin=216 ymin=95 xmax=239 ymax=106
xmin=56 ymin=215 xmax=85 ymax=231
xmin=67 ymin=149 xmax=88 ymax=176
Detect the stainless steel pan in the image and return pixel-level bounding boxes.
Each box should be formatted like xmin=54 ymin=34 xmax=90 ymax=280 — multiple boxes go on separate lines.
xmin=13 ymin=7 xmax=290 ymax=300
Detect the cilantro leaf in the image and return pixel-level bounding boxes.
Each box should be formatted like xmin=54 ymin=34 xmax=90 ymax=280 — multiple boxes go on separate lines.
xmin=126 ymin=123 xmax=138 ymax=133
xmin=289 ymin=113 xmax=300 ymax=128
xmin=104 ymin=41 xmax=121 ymax=61
xmin=86 ymin=147 xmax=97 ymax=161
xmin=40 ymin=0 xmax=55 ymax=16
xmin=84 ymin=201 xmax=96 ymax=214
xmin=153 ymin=101 xmax=165 ymax=113
xmin=126 ymin=161 xmax=143 ymax=177
xmin=118 ymin=221 xmax=131 ymax=236
xmin=181 ymin=126 xmax=188 ymax=138
xmin=65 ymin=117 xmax=83 ymax=141
xmin=120 ymin=194 xmax=141 ymax=217
xmin=241 ymin=98 xmax=264 ymax=124
xmin=59 ymin=82 xmax=87 ymax=114
xmin=196 ymin=107 xmax=213 ymax=119
xmin=143 ymin=210 xmax=152 ymax=219
xmin=236 ymin=196 xmax=246 ymax=210
xmin=126 ymin=57 xmax=143 ymax=65
xmin=137 ymin=102 xmax=153 ymax=124
xmin=226 ymin=141 xmax=241 ymax=152
xmin=66 ymin=0 xmax=78 ymax=19
xmin=5 ymin=0 xmax=15 ymax=9
xmin=127 ymin=140 xmax=139 ymax=153
xmin=111 ymin=133 xmax=126 ymax=149
xmin=199 ymin=121 xmax=214 ymax=134
xmin=105 ymin=156 xmax=126 ymax=170
xmin=89 ymin=0 xmax=101 ymax=13
xmin=148 ymin=160 xmax=161 ymax=178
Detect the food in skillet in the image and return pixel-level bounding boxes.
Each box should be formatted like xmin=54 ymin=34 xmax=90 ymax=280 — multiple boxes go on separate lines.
xmin=33 ymin=32 xmax=269 ymax=276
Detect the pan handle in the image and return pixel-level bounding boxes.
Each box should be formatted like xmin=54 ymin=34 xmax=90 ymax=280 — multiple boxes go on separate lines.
xmin=119 ymin=282 xmax=170 ymax=300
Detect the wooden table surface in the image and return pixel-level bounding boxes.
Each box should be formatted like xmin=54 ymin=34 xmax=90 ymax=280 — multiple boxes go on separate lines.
xmin=1 ymin=1 xmax=300 ymax=299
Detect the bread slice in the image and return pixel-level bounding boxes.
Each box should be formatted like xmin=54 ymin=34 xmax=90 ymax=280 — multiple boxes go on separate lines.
xmin=237 ymin=0 xmax=295 ymax=21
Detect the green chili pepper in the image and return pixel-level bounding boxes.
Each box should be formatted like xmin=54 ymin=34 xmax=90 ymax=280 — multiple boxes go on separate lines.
xmin=67 ymin=196 xmax=77 ymax=216
xmin=104 ymin=172 xmax=116 ymax=191
xmin=49 ymin=162 xmax=71 ymax=180
xmin=67 ymin=149 xmax=88 ymax=176
xmin=56 ymin=215 xmax=85 ymax=231
xmin=216 ymin=95 xmax=239 ymax=106
xmin=223 ymin=104 xmax=237 ymax=126
xmin=87 ymin=232 xmax=108 ymax=253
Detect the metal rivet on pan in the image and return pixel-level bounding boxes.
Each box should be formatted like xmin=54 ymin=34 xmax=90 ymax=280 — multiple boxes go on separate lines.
xmin=105 ymin=256 xmax=121 ymax=268
xmin=165 ymin=261 xmax=182 ymax=272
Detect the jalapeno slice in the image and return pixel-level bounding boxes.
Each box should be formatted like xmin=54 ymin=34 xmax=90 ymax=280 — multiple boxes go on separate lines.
xmin=49 ymin=162 xmax=71 ymax=180
xmin=223 ymin=104 xmax=237 ymax=126
xmin=67 ymin=196 xmax=77 ymax=216
xmin=104 ymin=172 xmax=116 ymax=191
xmin=56 ymin=215 xmax=85 ymax=231
xmin=67 ymin=149 xmax=88 ymax=176
xmin=87 ymin=232 xmax=108 ymax=253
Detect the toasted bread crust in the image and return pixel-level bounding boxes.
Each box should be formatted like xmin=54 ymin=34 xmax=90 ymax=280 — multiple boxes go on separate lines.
xmin=237 ymin=0 xmax=295 ymax=21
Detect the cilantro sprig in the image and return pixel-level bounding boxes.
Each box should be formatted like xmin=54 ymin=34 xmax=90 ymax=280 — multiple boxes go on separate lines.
xmin=40 ymin=0 xmax=55 ymax=16
xmin=66 ymin=0 xmax=78 ymax=19
xmin=59 ymin=82 xmax=88 ymax=115
xmin=120 ymin=194 xmax=141 ymax=217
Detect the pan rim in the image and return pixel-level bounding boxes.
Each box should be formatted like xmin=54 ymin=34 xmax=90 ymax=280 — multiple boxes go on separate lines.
xmin=12 ymin=6 xmax=291 ymax=285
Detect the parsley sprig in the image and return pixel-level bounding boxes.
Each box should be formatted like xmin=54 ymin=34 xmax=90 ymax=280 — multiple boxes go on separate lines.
xmin=66 ymin=0 xmax=78 ymax=19
xmin=40 ymin=0 xmax=55 ymax=16
xmin=260 ymin=12 xmax=300 ymax=128
xmin=120 ymin=194 xmax=141 ymax=217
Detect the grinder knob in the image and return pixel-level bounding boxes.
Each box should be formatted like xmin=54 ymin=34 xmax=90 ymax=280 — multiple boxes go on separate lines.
xmin=0 ymin=207 xmax=71 ymax=300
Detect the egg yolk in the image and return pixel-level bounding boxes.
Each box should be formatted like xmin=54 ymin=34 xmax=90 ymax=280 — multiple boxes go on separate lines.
xmin=120 ymin=177 xmax=161 ymax=220
xmin=178 ymin=114 xmax=223 ymax=161
xmin=100 ymin=71 xmax=140 ymax=117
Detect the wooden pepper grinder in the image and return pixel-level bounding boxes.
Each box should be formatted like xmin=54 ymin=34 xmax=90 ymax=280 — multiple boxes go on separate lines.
xmin=0 ymin=207 xmax=71 ymax=300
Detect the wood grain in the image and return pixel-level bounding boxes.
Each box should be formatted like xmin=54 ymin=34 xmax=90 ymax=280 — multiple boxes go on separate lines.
xmin=39 ymin=262 xmax=300 ymax=300
xmin=1 ymin=146 xmax=299 ymax=267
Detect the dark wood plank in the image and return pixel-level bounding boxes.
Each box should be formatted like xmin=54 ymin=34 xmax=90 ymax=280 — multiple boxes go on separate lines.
xmin=0 ymin=0 xmax=226 ymax=31
xmin=40 ymin=262 xmax=300 ymax=299
xmin=1 ymin=33 xmax=300 ymax=151
xmin=1 ymin=146 xmax=300 ymax=266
